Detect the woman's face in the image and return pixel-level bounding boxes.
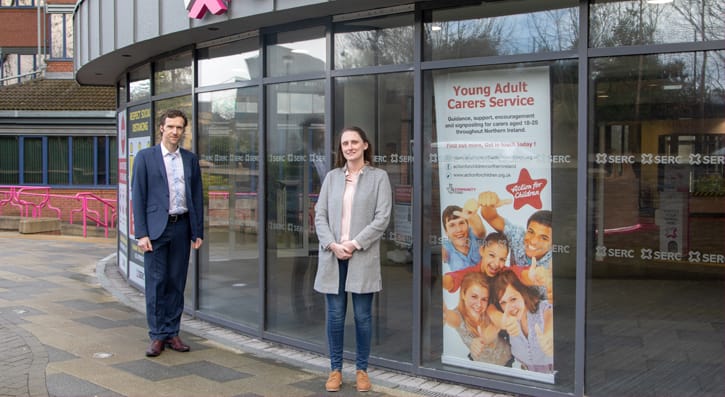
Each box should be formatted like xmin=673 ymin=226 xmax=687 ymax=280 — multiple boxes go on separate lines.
xmin=480 ymin=242 xmax=508 ymax=277
xmin=340 ymin=130 xmax=368 ymax=164
xmin=498 ymin=285 xmax=526 ymax=321
xmin=462 ymin=283 xmax=489 ymax=319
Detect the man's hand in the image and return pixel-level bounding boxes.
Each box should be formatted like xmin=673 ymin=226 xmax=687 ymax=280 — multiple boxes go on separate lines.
xmin=192 ymin=238 xmax=203 ymax=250
xmin=138 ymin=236 xmax=152 ymax=252
xmin=529 ymin=257 xmax=553 ymax=302
xmin=478 ymin=191 xmax=512 ymax=208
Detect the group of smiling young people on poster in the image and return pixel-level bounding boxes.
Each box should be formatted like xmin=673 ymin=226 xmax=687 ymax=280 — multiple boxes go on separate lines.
xmin=441 ymin=191 xmax=554 ymax=374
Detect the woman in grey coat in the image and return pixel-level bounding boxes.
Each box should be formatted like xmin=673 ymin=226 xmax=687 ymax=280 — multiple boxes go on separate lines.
xmin=314 ymin=126 xmax=392 ymax=393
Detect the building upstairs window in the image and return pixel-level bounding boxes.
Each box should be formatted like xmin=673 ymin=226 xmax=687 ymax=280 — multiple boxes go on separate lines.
xmin=0 ymin=0 xmax=37 ymax=7
xmin=48 ymin=4 xmax=74 ymax=60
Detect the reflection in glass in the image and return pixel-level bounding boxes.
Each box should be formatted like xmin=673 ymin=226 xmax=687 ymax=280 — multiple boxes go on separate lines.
xmin=198 ymin=39 xmax=259 ymax=86
xmin=198 ymin=88 xmax=260 ymax=327
xmin=266 ymin=27 xmax=325 ymax=77
xmin=129 ymin=66 xmax=150 ymax=102
xmin=424 ymin=1 xmax=578 ymax=61
xmin=154 ymin=96 xmax=195 ymax=309
xmin=334 ymin=13 xmax=414 ymax=69
xmin=590 ymin=0 xmax=725 ymax=47
xmin=587 ymin=51 xmax=725 ymax=397
xmin=154 ymin=96 xmax=193 ymax=149
xmin=154 ymin=51 xmax=193 ymax=95
xmin=334 ymin=72 xmax=414 ymax=363
xmin=265 ymin=80 xmax=326 ymax=340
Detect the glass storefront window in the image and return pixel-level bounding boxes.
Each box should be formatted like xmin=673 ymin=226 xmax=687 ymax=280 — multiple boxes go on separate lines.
xmin=109 ymin=137 xmax=117 ymax=185
xmin=265 ymin=80 xmax=326 ymax=340
xmin=198 ymin=88 xmax=260 ymax=327
xmin=48 ymin=136 xmax=69 ymax=185
xmin=333 ymin=72 xmax=415 ymax=363
xmin=154 ymin=51 xmax=193 ymax=95
xmin=424 ymin=0 xmax=578 ymax=61
xmin=129 ymin=65 xmax=150 ymax=102
xmin=266 ymin=27 xmax=326 ymax=77
xmin=0 ymin=136 xmax=19 ymax=184
xmin=590 ymin=0 xmax=725 ymax=47
xmin=23 ymin=137 xmax=42 ymax=184
xmin=72 ymin=136 xmax=94 ymax=185
xmin=334 ymin=13 xmax=414 ymax=69
xmin=422 ymin=60 xmax=578 ymax=392
xmin=586 ymin=50 xmax=725 ymax=397
xmin=198 ymin=39 xmax=260 ymax=86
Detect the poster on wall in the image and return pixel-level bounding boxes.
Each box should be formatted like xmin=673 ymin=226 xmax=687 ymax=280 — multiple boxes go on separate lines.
xmin=434 ymin=66 xmax=554 ymax=383
xmin=117 ymin=111 xmax=129 ymax=277
xmin=127 ymin=104 xmax=153 ymax=288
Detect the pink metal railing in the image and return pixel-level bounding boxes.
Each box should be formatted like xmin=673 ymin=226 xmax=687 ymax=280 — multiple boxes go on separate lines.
xmin=0 ymin=185 xmax=116 ymax=238
xmin=69 ymin=192 xmax=117 ymax=238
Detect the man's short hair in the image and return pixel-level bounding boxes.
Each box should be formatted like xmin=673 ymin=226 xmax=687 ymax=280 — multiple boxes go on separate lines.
xmin=527 ymin=210 xmax=552 ymax=229
xmin=441 ymin=205 xmax=463 ymax=231
xmin=159 ymin=109 xmax=188 ymax=128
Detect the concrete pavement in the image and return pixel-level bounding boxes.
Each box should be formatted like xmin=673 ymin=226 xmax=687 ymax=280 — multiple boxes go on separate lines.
xmin=0 ymin=233 xmax=508 ymax=397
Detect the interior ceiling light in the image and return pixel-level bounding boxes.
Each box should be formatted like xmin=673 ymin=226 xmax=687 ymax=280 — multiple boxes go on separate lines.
xmin=431 ymin=25 xmax=442 ymax=31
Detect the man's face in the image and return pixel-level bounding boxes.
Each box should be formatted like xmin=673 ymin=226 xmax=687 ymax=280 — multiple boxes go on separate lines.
xmin=524 ymin=221 xmax=552 ymax=260
xmin=444 ymin=216 xmax=470 ymax=253
xmin=160 ymin=116 xmax=186 ymax=149
xmin=479 ymin=242 xmax=508 ymax=277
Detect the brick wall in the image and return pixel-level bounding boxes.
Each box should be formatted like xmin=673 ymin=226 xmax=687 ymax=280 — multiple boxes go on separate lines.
xmin=0 ymin=9 xmax=38 ymax=47
xmin=46 ymin=60 xmax=74 ymax=73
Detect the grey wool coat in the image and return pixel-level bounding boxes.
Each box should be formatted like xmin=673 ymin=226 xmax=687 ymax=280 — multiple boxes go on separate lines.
xmin=313 ymin=165 xmax=392 ymax=294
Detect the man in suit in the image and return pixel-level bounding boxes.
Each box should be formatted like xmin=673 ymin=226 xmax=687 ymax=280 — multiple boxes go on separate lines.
xmin=132 ymin=109 xmax=204 ymax=357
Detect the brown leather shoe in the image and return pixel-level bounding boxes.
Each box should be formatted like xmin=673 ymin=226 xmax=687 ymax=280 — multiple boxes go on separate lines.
xmin=325 ymin=370 xmax=342 ymax=392
xmin=145 ymin=340 xmax=165 ymax=357
xmin=165 ymin=336 xmax=190 ymax=352
xmin=356 ymin=370 xmax=371 ymax=392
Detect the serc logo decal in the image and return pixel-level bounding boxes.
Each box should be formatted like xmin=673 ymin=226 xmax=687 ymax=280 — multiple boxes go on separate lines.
xmin=185 ymin=0 xmax=228 ymax=19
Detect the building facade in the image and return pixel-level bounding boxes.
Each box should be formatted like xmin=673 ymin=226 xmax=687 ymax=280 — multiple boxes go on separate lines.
xmin=0 ymin=0 xmax=116 ymax=192
xmin=74 ymin=1 xmax=724 ymax=396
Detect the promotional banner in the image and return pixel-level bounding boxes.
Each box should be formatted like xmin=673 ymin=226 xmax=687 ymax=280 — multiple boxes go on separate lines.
xmin=434 ymin=66 xmax=554 ymax=383
xmin=127 ymin=104 xmax=153 ymax=288
xmin=118 ymin=111 xmax=129 ymax=277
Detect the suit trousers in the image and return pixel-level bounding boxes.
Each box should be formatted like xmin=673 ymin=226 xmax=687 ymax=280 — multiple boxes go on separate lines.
xmin=143 ymin=216 xmax=191 ymax=341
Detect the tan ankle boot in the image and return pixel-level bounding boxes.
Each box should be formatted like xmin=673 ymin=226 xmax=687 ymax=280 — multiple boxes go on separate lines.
xmin=356 ymin=370 xmax=371 ymax=392
xmin=325 ymin=370 xmax=342 ymax=392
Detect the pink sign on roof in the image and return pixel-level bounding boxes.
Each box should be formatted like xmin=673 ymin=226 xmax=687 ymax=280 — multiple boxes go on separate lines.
xmin=186 ymin=0 xmax=229 ymax=19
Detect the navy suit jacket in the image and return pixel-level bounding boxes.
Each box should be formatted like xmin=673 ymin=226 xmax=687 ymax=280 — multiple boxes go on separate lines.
xmin=132 ymin=144 xmax=204 ymax=241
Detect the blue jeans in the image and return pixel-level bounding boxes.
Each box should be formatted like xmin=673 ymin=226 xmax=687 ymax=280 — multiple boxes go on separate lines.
xmin=325 ymin=259 xmax=374 ymax=372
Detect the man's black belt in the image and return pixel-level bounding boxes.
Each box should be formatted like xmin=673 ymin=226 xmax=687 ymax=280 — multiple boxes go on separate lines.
xmin=168 ymin=213 xmax=188 ymax=223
